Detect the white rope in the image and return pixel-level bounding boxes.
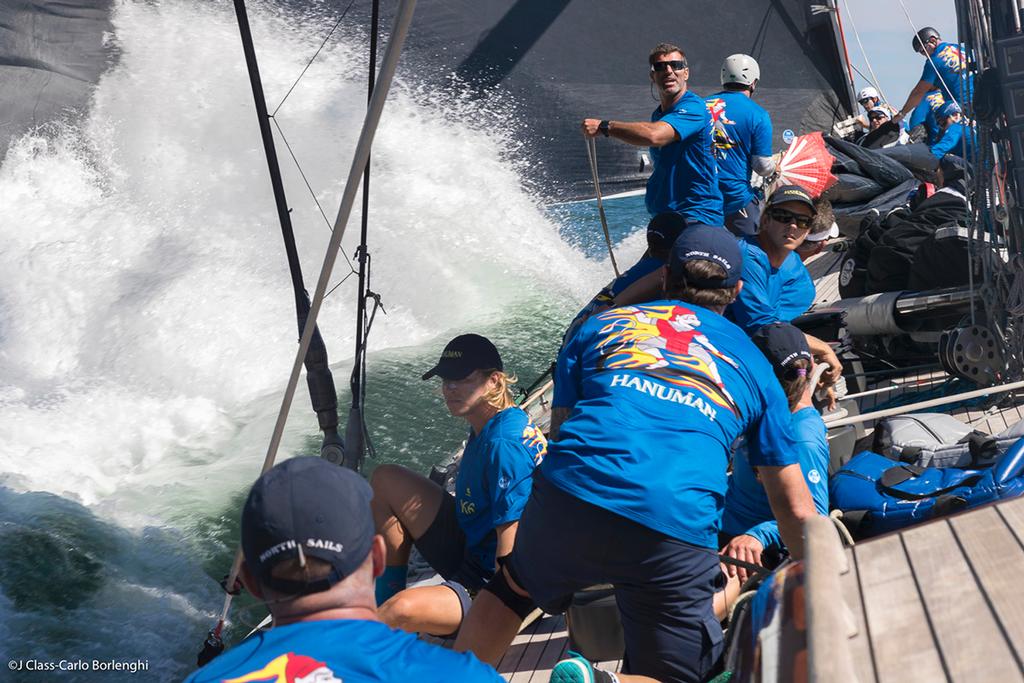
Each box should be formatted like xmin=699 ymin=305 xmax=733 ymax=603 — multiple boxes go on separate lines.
xmin=214 ymin=0 xmax=419 ymax=632
xmin=838 ymin=0 xmax=887 ymax=104
xmin=585 ymin=136 xmax=621 ymax=278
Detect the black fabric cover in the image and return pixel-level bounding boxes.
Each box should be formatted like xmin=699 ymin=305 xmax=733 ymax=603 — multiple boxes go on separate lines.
xmin=830 ymin=146 xmax=863 ymax=175
xmin=827 ymin=136 xmax=915 ymax=189
xmin=824 ymin=173 xmax=884 ymax=203
xmin=907 ymin=226 xmax=977 ymax=290
xmin=859 ymin=121 xmax=902 ymax=150
xmin=879 ymin=143 xmax=939 ymax=178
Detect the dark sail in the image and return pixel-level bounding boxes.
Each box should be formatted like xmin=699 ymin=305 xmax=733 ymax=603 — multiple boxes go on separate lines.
xmin=404 ymin=0 xmax=856 ymax=199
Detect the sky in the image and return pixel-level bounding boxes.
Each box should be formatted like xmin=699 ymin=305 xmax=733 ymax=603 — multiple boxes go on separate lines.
xmin=837 ymin=0 xmax=958 ymax=110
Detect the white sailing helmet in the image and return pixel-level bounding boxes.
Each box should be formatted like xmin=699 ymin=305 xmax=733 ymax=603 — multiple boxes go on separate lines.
xmin=720 ymin=54 xmax=760 ymax=87
xmin=857 ymin=86 xmax=880 ymax=103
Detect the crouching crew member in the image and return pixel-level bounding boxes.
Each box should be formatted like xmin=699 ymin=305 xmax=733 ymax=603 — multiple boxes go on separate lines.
xmin=370 ymin=334 xmax=546 ymax=637
xmin=454 ymin=227 xmax=817 ymax=683
xmin=562 ymin=211 xmax=688 ymax=348
xmin=715 ymin=323 xmax=830 ymax=618
xmin=705 ymin=54 xmax=775 ymax=237
xmin=186 ymin=457 xmax=502 ymax=682
xmin=582 ymin=42 xmax=724 ymax=227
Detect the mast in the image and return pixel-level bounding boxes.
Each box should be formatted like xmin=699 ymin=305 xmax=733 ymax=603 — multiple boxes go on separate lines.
xmin=231 ymin=0 xmax=345 ymax=465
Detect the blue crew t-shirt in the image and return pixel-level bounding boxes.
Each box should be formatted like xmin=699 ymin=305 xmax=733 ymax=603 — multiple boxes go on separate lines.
xmin=721 ymin=407 xmax=830 ymax=550
xmin=185 ymin=619 xmax=503 ymax=683
xmin=562 ymin=254 xmax=665 ymax=348
xmin=646 ymin=90 xmax=724 ymax=225
xmin=909 ymin=90 xmax=945 ymax=145
xmin=455 ymin=407 xmax=546 ymax=572
xmin=705 ymin=91 xmax=773 ymax=216
xmin=727 ymin=236 xmax=815 ymax=334
xmin=546 ymin=301 xmax=799 ymax=548
xmin=921 ymin=42 xmax=973 ymax=105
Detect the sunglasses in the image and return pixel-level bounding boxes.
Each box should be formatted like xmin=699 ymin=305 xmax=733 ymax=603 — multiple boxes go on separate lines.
xmin=767 ymin=208 xmax=813 ymax=229
xmin=651 ymin=60 xmax=687 ymax=73
xmin=868 ymin=114 xmax=888 ymax=121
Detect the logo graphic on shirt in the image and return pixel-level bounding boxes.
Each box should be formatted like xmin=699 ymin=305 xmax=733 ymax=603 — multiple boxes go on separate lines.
xmin=705 ymin=98 xmax=736 ymax=160
xmin=926 ymin=90 xmax=946 ymax=112
xmin=935 ymin=44 xmax=965 ymax=73
xmin=224 ymin=652 xmax=342 ymax=683
xmin=497 ymin=475 xmax=510 ymax=489
xmin=460 ymin=486 xmax=476 ymax=516
xmin=594 ymin=304 xmax=739 ymax=416
xmin=807 ymin=469 xmax=821 ymax=485
xmin=520 ymin=423 xmax=548 ymax=465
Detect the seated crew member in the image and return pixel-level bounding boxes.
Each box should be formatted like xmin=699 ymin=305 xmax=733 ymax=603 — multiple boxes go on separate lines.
xmin=370 ymin=334 xmax=546 ymax=637
xmin=705 ymin=54 xmax=775 ymax=237
xmin=727 ymin=186 xmax=843 ymax=384
xmin=453 ymin=226 xmax=818 ymax=683
xmin=714 ymin=323 xmax=830 ymax=618
xmin=793 ymin=198 xmax=838 ymax=265
xmin=897 ymin=27 xmax=973 ymax=123
xmin=854 ymin=86 xmax=898 ymax=131
xmin=582 ymin=42 xmax=724 ymax=227
xmin=907 ymin=88 xmax=946 ymax=144
xmin=858 ymin=107 xmax=909 ymax=147
xmin=185 ymin=457 xmax=502 ymax=682
xmin=562 ymin=211 xmax=688 ymax=348
xmin=930 ymin=101 xmax=975 ymax=161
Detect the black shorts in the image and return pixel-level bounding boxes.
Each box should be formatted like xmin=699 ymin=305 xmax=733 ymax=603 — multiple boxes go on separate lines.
xmin=507 ymin=474 xmax=725 ymax=683
xmin=413 ymin=493 xmax=493 ymax=592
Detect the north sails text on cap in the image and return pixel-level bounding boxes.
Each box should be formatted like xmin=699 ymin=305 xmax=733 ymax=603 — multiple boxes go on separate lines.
xmin=241 ymin=456 xmax=375 ymax=595
xmin=668 ymin=224 xmax=743 ymax=288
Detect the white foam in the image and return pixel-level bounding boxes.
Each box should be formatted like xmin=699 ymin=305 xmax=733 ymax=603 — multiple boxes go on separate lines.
xmin=0 ymin=0 xmax=608 ymax=511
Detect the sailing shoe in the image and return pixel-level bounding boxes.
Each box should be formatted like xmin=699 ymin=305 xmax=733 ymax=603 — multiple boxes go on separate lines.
xmin=550 ymin=653 xmax=618 ymax=683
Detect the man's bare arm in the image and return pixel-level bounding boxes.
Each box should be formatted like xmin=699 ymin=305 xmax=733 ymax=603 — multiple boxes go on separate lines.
xmin=898 ymin=79 xmax=936 ymax=118
xmin=582 ymin=118 xmax=678 ymax=147
xmin=758 ymin=463 xmax=817 ymax=560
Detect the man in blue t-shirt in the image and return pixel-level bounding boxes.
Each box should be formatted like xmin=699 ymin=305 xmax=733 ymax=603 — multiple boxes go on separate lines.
xmin=561 ymin=211 xmax=688 ymax=348
xmin=705 ymin=54 xmax=775 ymax=236
xmin=582 ymin=42 xmax=723 ymax=227
xmin=930 ymin=100 xmax=976 ymax=161
xmin=454 ymin=226 xmax=817 ymax=683
xmin=186 ymin=457 xmax=500 ymax=683
xmin=897 ymin=27 xmax=973 ymax=123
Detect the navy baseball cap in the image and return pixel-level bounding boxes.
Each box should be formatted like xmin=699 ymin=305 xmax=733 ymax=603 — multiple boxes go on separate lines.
xmin=422 ymin=333 xmax=503 ymax=381
xmin=668 ymin=224 xmax=743 ymax=288
xmin=241 ymin=457 xmax=375 ymax=595
xmin=767 ymin=184 xmax=817 ymax=214
xmin=646 ymin=211 xmax=688 ymax=253
xmin=751 ymin=322 xmax=812 ymax=374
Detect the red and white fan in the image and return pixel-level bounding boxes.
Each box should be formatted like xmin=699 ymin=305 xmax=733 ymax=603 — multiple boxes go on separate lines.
xmin=775 ymin=131 xmax=837 ymax=197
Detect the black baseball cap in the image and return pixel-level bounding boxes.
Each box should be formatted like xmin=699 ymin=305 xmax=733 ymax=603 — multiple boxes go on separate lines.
xmin=241 ymin=457 xmax=375 ymax=595
xmin=767 ymin=184 xmax=817 ymax=215
xmin=422 ymin=333 xmax=503 ymax=381
xmin=751 ymin=322 xmax=812 ymax=376
xmin=668 ymin=224 xmax=743 ymax=288
xmin=646 ymin=211 xmax=688 ymax=254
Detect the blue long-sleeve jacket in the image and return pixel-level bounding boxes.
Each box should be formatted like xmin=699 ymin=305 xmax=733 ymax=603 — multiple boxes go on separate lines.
xmin=720 ymin=407 xmax=830 ymax=549
xmin=931 ymin=121 xmax=976 ymax=161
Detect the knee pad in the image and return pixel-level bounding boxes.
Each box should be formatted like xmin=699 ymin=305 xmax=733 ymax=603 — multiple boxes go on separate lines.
xmin=483 ymin=562 xmax=536 ymax=620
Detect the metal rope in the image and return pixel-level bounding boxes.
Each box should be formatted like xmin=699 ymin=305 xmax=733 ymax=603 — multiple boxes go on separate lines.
xmin=585 ymin=136 xmax=621 ymax=278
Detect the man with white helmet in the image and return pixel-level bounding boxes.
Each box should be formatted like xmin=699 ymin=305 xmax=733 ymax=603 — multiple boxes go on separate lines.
xmin=855 ymin=86 xmax=898 ymax=131
xmin=704 ymin=54 xmax=774 ymax=236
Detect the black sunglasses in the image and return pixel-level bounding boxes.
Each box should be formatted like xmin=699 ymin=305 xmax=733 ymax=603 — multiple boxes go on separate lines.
xmin=651 ymin=60 xmax=687 ymax=73
xmin=767 ymin=208 xmax=813 ymax=229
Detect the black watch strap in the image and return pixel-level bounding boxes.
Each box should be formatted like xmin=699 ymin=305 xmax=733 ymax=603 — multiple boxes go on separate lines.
xmin=599 ymin=120 xmax=610 ymax=137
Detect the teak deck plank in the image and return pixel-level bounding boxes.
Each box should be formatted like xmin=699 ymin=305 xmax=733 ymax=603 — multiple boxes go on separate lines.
xmin=854 ymin=534 xmax=947 ymax=682
xmin=949 ymin=506 xmax=1024 ymax=669
xmin=839 ymin=548 xmax=878 ymax=683
xmin=508 ymin=614 xmax=561 ymax=683
xmin=901 ymin=520 xmax=1022 ymax=682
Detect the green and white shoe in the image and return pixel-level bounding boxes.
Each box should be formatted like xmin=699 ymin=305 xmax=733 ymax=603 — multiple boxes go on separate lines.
xmin=550 ymin=653 xmax=617 ymax=683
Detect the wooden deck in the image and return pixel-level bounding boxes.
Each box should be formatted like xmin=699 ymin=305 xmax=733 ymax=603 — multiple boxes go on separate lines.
xmin=806 ymin=499 xmax=1024 ymax=682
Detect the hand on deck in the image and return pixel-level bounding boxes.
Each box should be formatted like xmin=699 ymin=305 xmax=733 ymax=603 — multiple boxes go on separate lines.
xmin=720 ymin=534 xmax=764 ymax=585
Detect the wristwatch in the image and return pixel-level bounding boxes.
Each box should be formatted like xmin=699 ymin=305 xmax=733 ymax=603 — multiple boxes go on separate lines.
xmin=599 ymin=120 xmax=610 ymax=137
